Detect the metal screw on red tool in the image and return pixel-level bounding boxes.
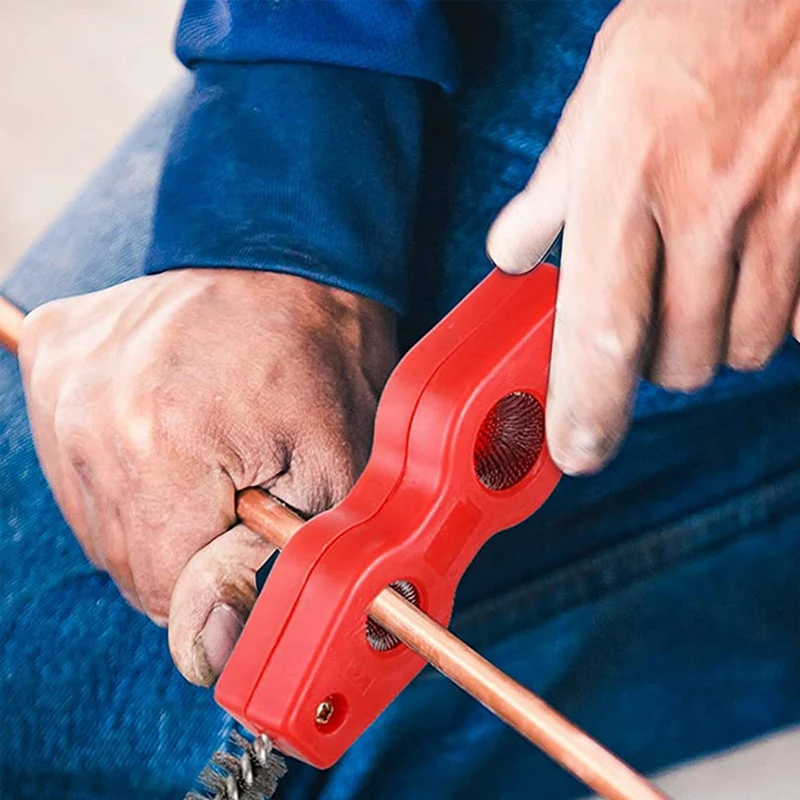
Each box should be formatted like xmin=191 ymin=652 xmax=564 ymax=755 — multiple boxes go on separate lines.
xmin=315 ymin=700 xmax=335 ymax=726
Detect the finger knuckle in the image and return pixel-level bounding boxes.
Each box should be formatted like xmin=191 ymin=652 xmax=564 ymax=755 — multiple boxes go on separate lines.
xmin=114 ymin=383 xmax=185 ymax=467
xmin=323 ymin=459 xmax=362 ymax=507
xmin=746 ymin=236 xmax=800 ymax=304
xmin=116 ymin=407 xmax=160 ymax=463
xmin=153 ymin=392 xmax=196 ymax=441
xmin=271 ymin=437 xmax=362 ymax=517
xmin=662 ymin=187 xmax=734 ymax=251
xmin=53 ymin=402 xmax=92 ymax=469
xmin=139 ymin=585 xmax=170 ymax=624
xmin=585 ymin=318 xmax=644 ymax=374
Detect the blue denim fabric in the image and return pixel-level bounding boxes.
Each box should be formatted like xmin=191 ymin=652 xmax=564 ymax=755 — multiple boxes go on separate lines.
xmin=3 ymin=5 xmax=800 ymax=800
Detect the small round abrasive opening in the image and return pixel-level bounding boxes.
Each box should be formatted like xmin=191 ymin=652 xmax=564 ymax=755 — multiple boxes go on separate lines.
xmin=366 ymin=580 xmax=419 ymax=652
xmin=473 ymin=392 xmax=544 ymax=491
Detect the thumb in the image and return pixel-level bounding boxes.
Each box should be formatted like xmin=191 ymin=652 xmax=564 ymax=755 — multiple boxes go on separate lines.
xmin=168 ymin=524 xmax=277 ymax=687
xmin=485 ymin=68 xmax=596 ymax=276
xmin=486 ymin=137 xmax=570 ymax=274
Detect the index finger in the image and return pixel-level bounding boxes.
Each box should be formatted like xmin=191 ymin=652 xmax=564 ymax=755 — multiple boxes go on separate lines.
xmin=547 ymin=154 xmax=660 ymax=475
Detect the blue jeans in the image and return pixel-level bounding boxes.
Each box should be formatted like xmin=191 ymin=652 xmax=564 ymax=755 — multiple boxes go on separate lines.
xmin=2 ymin=4 xmax=800 ymax=799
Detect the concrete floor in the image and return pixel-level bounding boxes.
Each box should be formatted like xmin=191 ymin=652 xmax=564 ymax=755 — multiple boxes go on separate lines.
xmin=0 ymin=3 xmax=798 ymax=798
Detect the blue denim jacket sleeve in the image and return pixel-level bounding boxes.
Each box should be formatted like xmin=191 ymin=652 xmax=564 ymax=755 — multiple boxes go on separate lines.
xmin=144 ymin=1 xmax=457 ymax=314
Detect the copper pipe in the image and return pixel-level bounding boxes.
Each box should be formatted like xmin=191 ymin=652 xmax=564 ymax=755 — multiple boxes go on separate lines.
xmin=0 ymin=296 xmax=24 ymax=356
xmin=371 ymin=589 xmax=669 ymax=800
xmin=1 ymin=300 xmax=669 ymax=800
xmin=238 ymin=497 xmax=669 ymax=800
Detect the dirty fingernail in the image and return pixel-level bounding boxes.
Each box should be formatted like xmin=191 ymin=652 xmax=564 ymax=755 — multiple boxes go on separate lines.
xmin=197 ymin=604 xmax=244 ymax=680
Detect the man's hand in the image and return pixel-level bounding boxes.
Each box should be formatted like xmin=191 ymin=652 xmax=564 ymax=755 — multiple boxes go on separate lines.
xmin=18 ymin=269 xmax=397 ymax=685
xmin=487 ymin=0 xmax=800 ymax=475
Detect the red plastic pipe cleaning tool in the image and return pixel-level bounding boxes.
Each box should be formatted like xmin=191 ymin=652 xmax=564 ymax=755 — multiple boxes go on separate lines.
xmin=0 ymin=266 xmax=668 ymax=800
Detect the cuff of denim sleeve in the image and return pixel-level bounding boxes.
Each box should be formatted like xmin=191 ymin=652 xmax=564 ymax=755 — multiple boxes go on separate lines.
xmin=144 ymin=62 xmax=427 ymax=315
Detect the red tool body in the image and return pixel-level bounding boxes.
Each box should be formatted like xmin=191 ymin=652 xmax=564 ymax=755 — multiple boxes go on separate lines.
xmin=216 ymin=264 xmax=562 ymax=768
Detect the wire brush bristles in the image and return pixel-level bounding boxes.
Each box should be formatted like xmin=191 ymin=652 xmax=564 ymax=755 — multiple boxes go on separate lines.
xmin=186 ymin=730 xmax=288 ymax=800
